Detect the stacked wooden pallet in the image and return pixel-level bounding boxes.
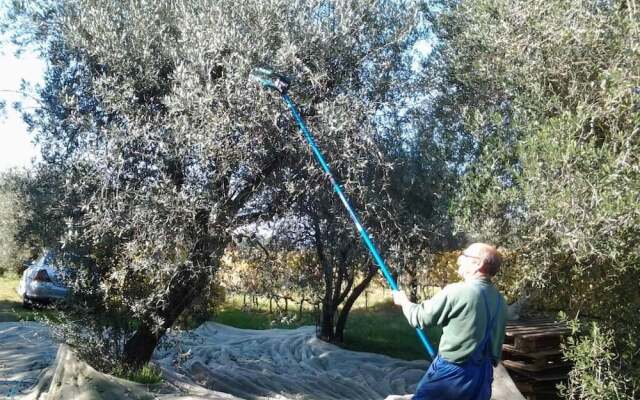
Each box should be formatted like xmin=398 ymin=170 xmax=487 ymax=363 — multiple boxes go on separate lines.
xmin=502 ymin=318 xmax=572 ymax=400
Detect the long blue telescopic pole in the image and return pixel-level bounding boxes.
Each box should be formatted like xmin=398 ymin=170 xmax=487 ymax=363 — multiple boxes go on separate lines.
xmin=282 ymin=93 xmax=436 ymax=360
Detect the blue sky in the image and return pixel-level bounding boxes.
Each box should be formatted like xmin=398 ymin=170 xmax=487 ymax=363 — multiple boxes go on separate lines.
xmin=0 ymin=41 xmax=44 ymax=172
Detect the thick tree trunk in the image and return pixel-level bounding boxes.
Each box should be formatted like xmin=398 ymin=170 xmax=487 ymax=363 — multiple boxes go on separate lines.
xmin=408 ymin=267 xmax=419 ymax=303
xmin=319 ymin=301 xmax=335 ymax=341
xmin=122 ymin=209 xmax=226 ymax=369
xmin=122 ymin=323 xmax=160 ymax=369
xmin=334 ymin=266 xmax=376 ymax=343
xmin=122 ymin=265 xmax=214 ymax=368
xmin=312 ymin=214 xmax=336 ymax=342
xmin=121 ymin=159 xmax=278 ymax=369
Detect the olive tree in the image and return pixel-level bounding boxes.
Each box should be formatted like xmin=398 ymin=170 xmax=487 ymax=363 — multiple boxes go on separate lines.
xmin=4 ymin=0 xmax=426 ymax=369
xmin=423 ymin=0 xmax=639 ymax=397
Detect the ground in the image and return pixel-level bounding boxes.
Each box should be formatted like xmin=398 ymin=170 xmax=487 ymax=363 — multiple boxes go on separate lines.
xmin=0 ymin=273 xmax=28 ymax=322
xmin=0 ymin=274 xmax=524 ymax=399
xmin=1 ymin=321 xmax=523 ymax=400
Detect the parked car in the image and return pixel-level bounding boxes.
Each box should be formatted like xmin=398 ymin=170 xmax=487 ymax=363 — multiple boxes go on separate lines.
xmin=18 ymin=250 xmax=71 ymax=308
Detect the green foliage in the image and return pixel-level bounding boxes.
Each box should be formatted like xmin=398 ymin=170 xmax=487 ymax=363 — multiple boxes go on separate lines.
xmin=0 ymin=169 xmax=41 ymax=275
xmin=559 ymin=316 xmax=636 ymax=400
xmin=44 ymin=309 xmax=140 ymax=373
xmin=0 ymin=172 xmax=24 ymax=276
xmin=0 ymin=164 xmax=85 ymax=277
xmin=424 ymin=0 xmax=640 ymax=396
xmin=2 ymin=0 xmax=434 ymax=368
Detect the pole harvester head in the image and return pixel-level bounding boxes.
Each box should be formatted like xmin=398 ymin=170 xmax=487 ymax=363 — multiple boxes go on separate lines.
xmin=250 ymin=67 xmax=291 ymax=94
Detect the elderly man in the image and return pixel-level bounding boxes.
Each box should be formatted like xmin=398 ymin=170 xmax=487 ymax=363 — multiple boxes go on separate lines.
xmin=392 ymin=243 xmax=507 ymax=400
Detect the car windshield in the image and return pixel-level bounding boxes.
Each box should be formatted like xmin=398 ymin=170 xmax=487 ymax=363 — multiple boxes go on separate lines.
xmin=36 ymin=250 xmax=83 ymax=270
xmin=43 ymin=251 xmax=57 ymax=265
xmin=34 ymin=250 xmax=57 ymax=267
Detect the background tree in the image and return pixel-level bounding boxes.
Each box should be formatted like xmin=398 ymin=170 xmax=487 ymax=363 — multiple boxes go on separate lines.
xmin=0 ymin=169 xmax=32 ymax=275
xmin=422 ymin=0 xmax=640 ymax=397
xmin=0 ymin=164 xmax=83 ymax=275
xmin=221 ymin=227 xmax=323 ymax=317
xmin=382 ymin=123 xmax=463 ymax=302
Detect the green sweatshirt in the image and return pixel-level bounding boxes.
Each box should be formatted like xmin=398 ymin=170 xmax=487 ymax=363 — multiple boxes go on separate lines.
xmin=402 ymin=278 xmax=507 ymax=364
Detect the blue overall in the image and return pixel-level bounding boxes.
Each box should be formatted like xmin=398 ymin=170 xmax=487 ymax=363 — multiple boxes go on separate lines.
xmin=413 ymin=290 xmax=500 ymax=400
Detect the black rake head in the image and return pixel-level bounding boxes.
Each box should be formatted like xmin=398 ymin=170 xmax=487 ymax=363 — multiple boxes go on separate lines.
xmin=250 ymin=67 xmax=291 ymax=94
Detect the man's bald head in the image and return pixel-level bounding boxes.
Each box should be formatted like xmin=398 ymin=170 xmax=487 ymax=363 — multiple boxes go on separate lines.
xmin=465 ymin=243 xmax=502 ymax=276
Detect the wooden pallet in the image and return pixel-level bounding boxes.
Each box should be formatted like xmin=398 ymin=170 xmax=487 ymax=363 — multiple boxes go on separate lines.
xmin=502 ymin=319 xmax=572 ymax=400
xmin=510 ymin=371 xmax=566 ymax=400
xmin=505 ymin=319 xmax=572 ymax=352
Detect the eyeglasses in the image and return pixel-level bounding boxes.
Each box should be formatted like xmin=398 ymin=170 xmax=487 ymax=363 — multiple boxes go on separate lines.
xmin=460 ymin=252 xmax=482 ymax=260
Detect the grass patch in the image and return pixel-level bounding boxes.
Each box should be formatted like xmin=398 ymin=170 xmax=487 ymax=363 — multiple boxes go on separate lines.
xmin=213 ymin=307 xmax=272 ymax=329
xmin=0 ymin=273 xmax=30 ymax=322
xmin=0 ymin=273 xmax=21 ymax=301
xmin=341 ymin=300 xmax=441 ymax=360
xmin=0 ymin=273 xmax=59 ymax=322
xmin=114 ymin=363 xmax=163 ymax=385
xmin=213 ymin=305 xmax=316 ymax=330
